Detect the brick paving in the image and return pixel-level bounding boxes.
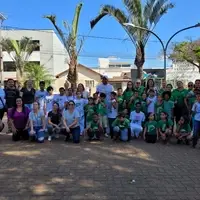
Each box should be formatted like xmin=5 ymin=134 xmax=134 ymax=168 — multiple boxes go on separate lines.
xmin=0 ymin=133 xmax=200 ymax=200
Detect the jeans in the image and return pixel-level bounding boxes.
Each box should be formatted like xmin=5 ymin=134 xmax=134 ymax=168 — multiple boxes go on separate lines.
xmin=62 ymin=126 xmax=81 ymax=143
xmin=113 ymin=126 xmax=128 ymax=141
xmin=108 ymin=118 xmax=115 ymax=138
xmin=25 ymin=104 xmax=33 ymax=110
xmin=0 ymin=108 xmax=5 ymax=120
xmin=193 ymin=120 xmax=200 ymax=147
xmin=29 ymin=126 xmax=45 ymax=143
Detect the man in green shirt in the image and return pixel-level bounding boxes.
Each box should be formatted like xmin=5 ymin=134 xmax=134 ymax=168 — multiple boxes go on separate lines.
xmin=112 ymin=113 xmax=130 ymax=141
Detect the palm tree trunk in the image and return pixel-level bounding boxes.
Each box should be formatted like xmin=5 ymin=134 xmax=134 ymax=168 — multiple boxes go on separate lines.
xmin=134 ymin=44 xmax=145 ymax=80
xmin=67 ymin=58 xmax=78 ymax=87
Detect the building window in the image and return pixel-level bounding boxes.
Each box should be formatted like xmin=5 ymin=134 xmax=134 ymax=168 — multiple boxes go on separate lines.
xmin=85 ymin=80 xmax=95 ymax=88
xmin=3 ymin=62 xmax=16 ymax=71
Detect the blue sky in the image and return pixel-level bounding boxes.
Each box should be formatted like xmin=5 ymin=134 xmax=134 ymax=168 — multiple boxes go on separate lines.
xmin=1 ymin=0 xmax=200 ymax=68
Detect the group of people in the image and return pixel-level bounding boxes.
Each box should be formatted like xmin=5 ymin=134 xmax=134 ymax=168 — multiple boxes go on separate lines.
xmin=0 ymin=76 xmax=200 ymax=148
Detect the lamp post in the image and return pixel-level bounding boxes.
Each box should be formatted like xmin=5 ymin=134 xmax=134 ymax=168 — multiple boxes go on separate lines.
xmin=0 ymin=13 xmax=6 ymax=85
xmin=123 ymin=23 xmax=200 ymax=81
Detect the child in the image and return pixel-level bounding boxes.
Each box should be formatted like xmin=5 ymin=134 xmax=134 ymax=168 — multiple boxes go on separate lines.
xmin=163 ymin=91 xmax=174 ymax=120
xmin=96 ymin=93 xmax=108 ymax=137
xmin=117 ymin=88 xmax=124 ymax=112
xmin=108 ymin=92 xmax=118 ymax=138
xmin=53 ymin=87 xmax=67 ymax=111
xmin=112 ymin=113 xmax=130 ymax=141
xmin=44 ymin=86 xmax=55 ymax=116
xmin=93 ymin=92 xmax=99 ymax=106
xmin=147 ymin=89 xmax=157 ymax=114
xmin=74 ymin=91 xmax=88 ymax=134
xmin=85 ymin=97 xmax=96 ymax=127
xmin=175 ymin=116 xmax=191 ymax=145
xmin=141 ymin=93 xmax=147 ymax=115
xmin=130 ymin=102 xmax=145 ymax=139
xmin=143 ymin=113 xmax=158 ymax=143
xmin=155 ymin=95 xmax=164 ymax=121
xmin=85 ymin=113 xmax=103 ymax=140
xmin=157 ymin=112 xmax=173 ymax=144
xmin=128 ymin=91 xmax=141 ymax=112
xmin=192 ymin=92 xmax=200 ymax=148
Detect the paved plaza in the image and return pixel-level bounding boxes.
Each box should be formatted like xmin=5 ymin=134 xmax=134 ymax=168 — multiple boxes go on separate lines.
xmin=0 ymin=133 xmax=200 ymax=200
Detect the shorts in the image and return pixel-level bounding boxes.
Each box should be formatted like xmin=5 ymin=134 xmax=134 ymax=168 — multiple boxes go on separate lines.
xmin=99 ymin=115 xmax=108 ymax=128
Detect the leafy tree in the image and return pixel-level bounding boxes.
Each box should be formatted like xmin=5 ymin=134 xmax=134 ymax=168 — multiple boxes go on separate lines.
xmin=25 ymin=63 xmax=54 ymax=89
xmin=169 ymin=39 xmax=200 ymax=72
xmin=0 ymin=37 xmax=39 ymax=81
xmin=90 ymin=0 xmax=174 ymax=79
xmin=44 ymin=2 xmax=83 ymax=86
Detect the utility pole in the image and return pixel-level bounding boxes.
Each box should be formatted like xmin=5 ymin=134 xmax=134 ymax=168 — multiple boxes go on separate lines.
xmin=0 ymin=13 xmax=6 ymax=86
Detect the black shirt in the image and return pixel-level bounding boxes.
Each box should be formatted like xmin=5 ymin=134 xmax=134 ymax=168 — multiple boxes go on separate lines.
xmin=21 ymin=88 xmax=36 ymax=104
xmin=5 ymin=88 xmax=20 ymax=108
xmin=48 ymin=111 xmax=62 ymax=125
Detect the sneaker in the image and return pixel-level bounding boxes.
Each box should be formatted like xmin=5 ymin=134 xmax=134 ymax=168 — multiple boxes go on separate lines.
xmin=104 ymin=133 xmax=109 ymax=138
xmin=48 ymin=136 xmax=52 ymax=141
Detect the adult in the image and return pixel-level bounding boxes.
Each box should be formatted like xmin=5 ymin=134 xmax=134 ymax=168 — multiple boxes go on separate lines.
xmin=29 ymin=101 xmax=46 ymax=143
xmin=8 ymin=97 xmax=30 ymax=141
xmin=166 ymin=84 xmax=173 ymax=92
xmin=62 ymin=100 xmax=80 ymax=143
xmin=5 ymin=79 xmax=20 ymax=133
xmin=195 ymin=79 xmax=200 ymax=90
xmin=134 ymin=79 xmax=145 ymax=96
xmin=123 ymin=81 xmax=135 ymax=103
xmin=172 ymin=81 xmax=188 ymax=123
xmin=159 ymin=80 xmax=167 ymax=94
xmin=77 ymin=83 xmax=90 ymax=99
xmin=66 ymin=88 xmax=75 ymax=102
xmin=53 ymin=87 xmax=67 ymax=111
xmin=47 ymin=102 xmax=62 ymax=141
xmin=21 ymin=80 xmax=35 ymax=110
xmin=96 ymin=75 xmax=113 ymax=104
xmin=35 ymin=81 xmax=48 ymax=110
xmin=146 ymin=79 xmax=158 ymax=94
xmin=0 ymin=85 xmax=5 ymax=120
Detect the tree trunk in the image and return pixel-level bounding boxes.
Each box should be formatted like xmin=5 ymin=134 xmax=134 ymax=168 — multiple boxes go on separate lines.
xmin=134 ymin=44 xmax=145 ymax=80
xmin=67 ymin=58 xmax=78 ymax=87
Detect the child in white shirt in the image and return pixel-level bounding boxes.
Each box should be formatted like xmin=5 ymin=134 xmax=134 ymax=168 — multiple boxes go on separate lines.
xmin=147 ymin=89 xmax=157 ymax=114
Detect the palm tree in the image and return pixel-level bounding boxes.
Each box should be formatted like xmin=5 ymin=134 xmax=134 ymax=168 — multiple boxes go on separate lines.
xmin=25 ymin=63 xmax=54 ymax=89
xmin=90 ymin=0 xmax=174 ymax=79
xmin=0 ymin=37 xmax=39 ymax=81
xmin=44 ymin=2 xmax=83 ymax=86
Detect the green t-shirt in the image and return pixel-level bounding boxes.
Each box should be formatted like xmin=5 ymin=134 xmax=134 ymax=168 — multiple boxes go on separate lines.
xmin=85 ymin=105 xmax=95 ymax=122
xmin=130 ymin=97 xmax=141 ymax=111
xmin=159 ymin=88 xmax=165 ymax=95
xmin=157 ymin=119 xmax=173 ymax=132
xmin=117 ymin=95 xmax=124 ymax=112
xmin=172 ymin=89 xmax=188 ymax=106
xmin=135 ymin=86 xmax=145 ymax=96
xmin=123 ymin=90 xmax=134 ymax=102
xmin=163 ymin=100 xmax=174 ymax=119
xmin=112 ymin=118 xmax=130 ymax=129
xmin=141 ymin=99 xmax=147 ymax=114
xmin=177 ymin=123 xmax=191 ymax=134
xmin=155 ymin=102 xmax=164 ymax=121
xmin=145 ymin=121 xmax=157 ymax=135
xmin=89 ymin=121 xmax=99 ymax=131
xmin=97 ymin=101 xmax=107 ymax=116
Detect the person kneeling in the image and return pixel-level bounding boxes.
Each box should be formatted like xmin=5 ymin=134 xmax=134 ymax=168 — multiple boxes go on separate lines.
xmin=85 ymin=113 xmax=103 ymax=141
xmin=158 ymin=112 xmax=173 ymax=144
xmin=143 ymin=113 xmax=158 ymax=143
xmin=175 ymin=116 xmax=191 ymax=145
xmin=112 ymin=113 xmax=130 ymax=141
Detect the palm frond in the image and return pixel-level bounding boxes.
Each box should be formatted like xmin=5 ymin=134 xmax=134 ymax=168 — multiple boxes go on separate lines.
xmin=143 ymin=0 xmax=156 ymax=27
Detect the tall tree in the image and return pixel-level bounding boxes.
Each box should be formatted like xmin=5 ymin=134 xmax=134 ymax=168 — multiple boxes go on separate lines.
xmin=169 ymin=39 xmax=200 ymax=72
xmin=90 ymin=0 xmax=174 ymax=79
xmin=0 ymin=37 xmax=39 ymax=81
xmin=44 ymin=2 xmax=83 ymax=86
xmin=25 ymin=63 xmax=53 ymax=89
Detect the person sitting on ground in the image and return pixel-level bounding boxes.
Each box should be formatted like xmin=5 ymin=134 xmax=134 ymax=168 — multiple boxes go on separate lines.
xmin=47 ymin=102 xmax=62 ymax=141
xmin=85 ymin=113 xmax=103 ymax=141
xmin=112 ymin=113 xmax=130 ymax=142
xmin=143 ymin=113 xmax=158 ymax=144
xmin=8 ymin=97 xmax=30 ymax=141
xmin=29 ymin=101 xmax=46 ymax=143
xmin=174 ymin=116 xmax=191 ymax=145
xmin=130 ymin=102 xmax=145 ymax=139
xmin=157 ymin=112 xmax=173 ymax=144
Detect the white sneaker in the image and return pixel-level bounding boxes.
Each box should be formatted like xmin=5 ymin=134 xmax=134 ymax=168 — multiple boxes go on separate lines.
xmin=104 ymin=133 xmax=109 ymax=138
xmin=48 ymin=136 xmax=52 ymax=141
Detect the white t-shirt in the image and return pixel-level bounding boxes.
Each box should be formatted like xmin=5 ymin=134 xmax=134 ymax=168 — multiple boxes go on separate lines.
xmin=0 ymin=88 xmax=5 ymax=109
xmin=130 ymin=111 xmax=145 ymax=126
xmin=74 ymin=98 xmax=88 ymax=117
xmin=45 ymin=95 xmax=55 ymax=113
xmin=53 ymin=95 xmax=67 ymax=110
xmin=192 ymin=102 xmax=200 ymax=121
xmin=35 ymin=90 xmax=48 ymax=109
xmin=96 ymin=83 xmax=113 ymax=102
xmin=147 ymin=96 xmax=157 ymax=113
xmin=108 ymin=99 xmax=118 ymax=119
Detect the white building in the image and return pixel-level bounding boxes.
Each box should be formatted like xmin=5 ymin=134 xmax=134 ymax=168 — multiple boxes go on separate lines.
xmin=167 ymin=62 xmax=200 ymax=87
xmin=1 ymin=29 xmax=68 ymax=83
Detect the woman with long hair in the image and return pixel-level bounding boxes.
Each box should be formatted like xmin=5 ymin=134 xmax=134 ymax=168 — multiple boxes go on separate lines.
xmin=8 ymin=97 xmax=30 ymax=141
xmin=77 ymin=83 xmax=90 ymax=99
xmin=146 ymin=79 xmax=157 ymax=94
xmin=123 ymin=81 xmax=135 ymax=109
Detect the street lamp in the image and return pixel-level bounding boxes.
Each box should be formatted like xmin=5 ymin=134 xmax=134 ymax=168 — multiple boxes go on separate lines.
xmin=123 ymin=23 xmax=200 ymax=80
xmin=0 ymin=13 xmax=6 ymax=85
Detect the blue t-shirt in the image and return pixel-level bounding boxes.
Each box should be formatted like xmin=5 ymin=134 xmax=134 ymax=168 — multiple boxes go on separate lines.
xmin=192 ymin=102 xmax=200 ymax=121
xmin=29 ymin=110 xmax=44 ymax=127
xmin=74 ymin=98 xmax=88 ymax=117
xmin=63 ymin=109 xmax=80 ymax=127
xmin=45 ymin=94 xmax=55 ymax=113
xmin=53 ymin=95 xmax=67 ymax=110
xmin=35 ymin=90 xmax=48 ymax=109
